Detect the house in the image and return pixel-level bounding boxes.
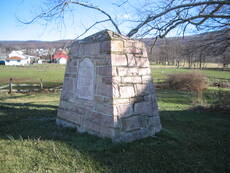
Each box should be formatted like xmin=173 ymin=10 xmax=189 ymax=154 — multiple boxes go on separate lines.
xmin=37 ymin=59 xmax=43 ymax=64
xmin=52 ymin=50 xmax=68 ymax=64
xmin=5 ymin=50 xmax=31 ymax=66
xmin=5 ymin=56 xmax=29 ymax=66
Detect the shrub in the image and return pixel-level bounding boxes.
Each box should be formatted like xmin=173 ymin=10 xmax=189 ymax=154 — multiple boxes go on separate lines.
xmin=166 ymin=72 xmax=208 ymax=99
xmin=209 ymin=88 xmax=230 ymax=112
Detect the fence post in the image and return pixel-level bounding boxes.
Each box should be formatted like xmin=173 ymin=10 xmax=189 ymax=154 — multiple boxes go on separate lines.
xmin=40 ymin=79 xmax=43 ymax=90
xmin=8 ymin=78 xmax=12 ymax=94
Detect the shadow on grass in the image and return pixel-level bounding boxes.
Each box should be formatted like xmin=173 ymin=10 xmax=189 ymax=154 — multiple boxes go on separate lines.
xmin=0 ymin=102 xmax=229 ymax=173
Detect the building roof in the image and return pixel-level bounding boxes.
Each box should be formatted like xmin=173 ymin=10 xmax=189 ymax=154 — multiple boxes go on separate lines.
xmin=6 ymin=56 xmax=23 ymax=60
xmin=9 ymin=51 xmax=26 ymax=59
xmin=52 ymin=50 xmax=68 ymax=59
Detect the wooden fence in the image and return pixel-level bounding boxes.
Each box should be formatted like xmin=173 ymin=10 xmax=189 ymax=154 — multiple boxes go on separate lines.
xmin=0 ymin=79 xmax=61 ymax=93
xmin=0 ymin=77 xmax=229 ymax=93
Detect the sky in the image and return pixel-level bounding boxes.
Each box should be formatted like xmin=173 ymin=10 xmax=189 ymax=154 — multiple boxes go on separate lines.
xmin=0 ymin=0 xmax=201 ymax=41
xmin=0 ymin=0 xmax=138 ymax=41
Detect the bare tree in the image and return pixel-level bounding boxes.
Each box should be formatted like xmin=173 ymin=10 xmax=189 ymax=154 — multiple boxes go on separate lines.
xmin=19 ymin=0 xmax=230 ymax=39
xmin=127 ymin=0 xmax=230 ymax=38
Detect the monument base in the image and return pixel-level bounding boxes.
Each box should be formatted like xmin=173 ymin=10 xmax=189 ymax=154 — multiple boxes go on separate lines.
xmin=57 ymin=30 xmax=162 ymax=143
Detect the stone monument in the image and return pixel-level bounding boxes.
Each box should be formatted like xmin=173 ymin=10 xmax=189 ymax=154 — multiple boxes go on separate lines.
xmin=57 ymin=30 xmax=161 ymax=142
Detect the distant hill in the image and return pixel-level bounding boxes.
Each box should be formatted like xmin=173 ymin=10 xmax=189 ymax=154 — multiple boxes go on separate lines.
xmin=141 ymin=29 xmax=230 ymax=66
xmin=0 ymin=29 xmax=229 ymax=66
xmin=0 ymin=40 xmax=72 ymax=49
xmin=0 ymin=40 xmax=72 ymax=58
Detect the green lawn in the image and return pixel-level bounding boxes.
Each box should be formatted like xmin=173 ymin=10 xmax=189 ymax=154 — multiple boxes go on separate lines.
xmin=0 ymin=88 xmax=229 ymax=173
xmin=1 ymin=64 xmax=230 ymax=88
xmin=0 ymin=64 xmax=229 ymax=172
xmin=151 ymin=67 xmax=230 ymax=80
xmin=0 ymin=64 xmax=66 ymax=87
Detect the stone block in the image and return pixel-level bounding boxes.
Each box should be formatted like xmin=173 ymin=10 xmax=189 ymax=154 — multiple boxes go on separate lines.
xmin=138 ymin=68 xmax=151 ymax=75
xmin=134 ymin=84 xmax=148 ymax=95
xmin=117 ymin=67 xmax=139 ymax=76
xmin=120 ymin=115 xmax=149 ymax=132
xmin=96 ymin=79 xmax=112 ymax=97
xmin=126 ymin=54 xmax=136 ymax=66
xmin=95 ymin=103 xmax=113 ymax=115
xmin=111 ymin=54 xmax=127 ymax=66
xmin=124 ymin=40 xmax=134 ymax=47
xmin=134 ymin=101 xmax=152 ymax=115
xmin=112 ymin=82 xmax=120 ymax=98
xmin=113 ymin=98 xmax=130 ymax=104
xmin=125 ymin=47 xmax=143 ymax=54
xmin=100 ymin=41 xmax=110 ymax=54
xmin=142 ymin=75 xmax=152 ymax=83
xmin=96 ymin=66 xmax=117 ymax=76
xmin=135 ymin=57 xmax=149 ymax=67
xmin=121 ymin=76 xmax=142 ymax=84
xmin=119 ymin=85 xmax=136 ymax=98
xmin=84 ymin=43 xmax=100 ymax=56
xmin=62 ymin=77 xmax=74 ymax=92
xmin=94 ymin=95 xmax=112 ymax=104
xmin=114 ymin=104 xmax=133 ymax=117
xmin=111 ymin=40 xmax=124 ymax=52
xmin=88 ymin=112 xmax=114 ymax=128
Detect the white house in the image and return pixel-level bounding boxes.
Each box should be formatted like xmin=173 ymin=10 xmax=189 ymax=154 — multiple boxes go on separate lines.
xmin=5 ymin=57 xmax=30 ymax=66
xmin=5 ymin=51 xmax=31 ymax=66
xmin=52 ymin=50 xmax=68 ymax=64
xmin=57 ymin=58 xmax=67 ymax=64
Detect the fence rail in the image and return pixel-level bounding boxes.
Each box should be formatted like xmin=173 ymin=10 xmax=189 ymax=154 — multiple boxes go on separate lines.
xmin=0 ymin=76 xmax=229 ymax=93
xmin=0 ymin=79 xmax=47 ymax=93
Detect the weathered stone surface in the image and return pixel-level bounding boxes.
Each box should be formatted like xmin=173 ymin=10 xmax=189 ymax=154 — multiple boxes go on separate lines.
xmin=119 ymin=85 xmax=136 ymax=98
xmin=96 ymin=79 xmax=112 ymax=97
xmin=114 ymin=104 xmax=133 ymax=117
xmin=126 ymin=54 xmax=136 ymax=66
xmin=138 ymin=68 xmax=151 ymax=75
xmin=135 ymin=57 xmax=149 ymax=67
xmin=121 ymin=76 xmax=142 ymax=84
xmin=142 ymin=75 xmax=152 ymax=83
xmin=62 ymin=77 xmax=74 ymax=92
xmin=76 ymin=58 xmax=94 ymax=100
xmin=111 ymin=54 xmax=127 ymax=66
xmin=95 ymin=103 xmax=113 ymax=115
xmin=134 ymin=84 xmax=149 ymax=95
xmin=134 ymin=101 xmax=153 ymax=115
xmin=96 ymin=66 xmax=117 ymax=76
xmin=117 ymin=67 xmax=139 ymax=76
xmin=125 ymin=47 xmax=143 ymax=54
xmin=120 ymin=115 xmax=149 ymax=132
xmin=58 ymin=29 xmax=161 ymax=143
xmin=111 ymin=40 xmax=124 ymax=52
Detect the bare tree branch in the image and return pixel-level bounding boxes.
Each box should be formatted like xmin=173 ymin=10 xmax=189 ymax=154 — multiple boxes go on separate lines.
xmin=19 ymin=0 xmax=121 ymax=34
xmin=19 ymin=0 xmax=230 ymax=39
xmin=127 ymin=0 xmax=230 ymax=37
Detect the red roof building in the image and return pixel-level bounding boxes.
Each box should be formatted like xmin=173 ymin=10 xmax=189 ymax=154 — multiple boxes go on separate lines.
xmin=52 ymin=50 xmax=68 ymax=60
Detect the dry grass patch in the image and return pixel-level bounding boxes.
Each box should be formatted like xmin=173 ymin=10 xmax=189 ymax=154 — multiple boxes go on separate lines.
xmin=166 ymin=72 xmax=208 ymax=99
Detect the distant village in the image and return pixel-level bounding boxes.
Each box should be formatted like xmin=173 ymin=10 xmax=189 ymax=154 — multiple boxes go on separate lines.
xmin=0 ymin=48 xmax=69 ymax=66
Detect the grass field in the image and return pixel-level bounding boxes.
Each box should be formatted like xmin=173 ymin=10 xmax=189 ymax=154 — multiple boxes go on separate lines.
xmin=0 ymin=64 xmax=66 ymax=87
xmin=1 ymin=64 xmax=229 ymax=88
xmin=152 ymin=67 xmax=230 ymax=80
xmin=0 ymin=64 xmax=230 ymax=172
